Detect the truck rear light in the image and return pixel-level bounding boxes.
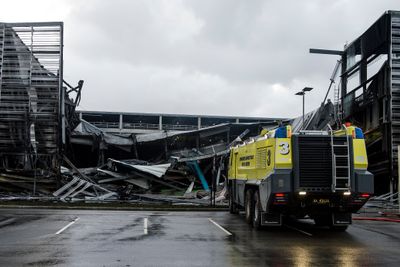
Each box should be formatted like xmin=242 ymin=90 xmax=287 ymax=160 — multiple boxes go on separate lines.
xmin=350 ymin=193 xmax=371 ymax=205
xmin=273 ymin=193 xmax=287 ymax=205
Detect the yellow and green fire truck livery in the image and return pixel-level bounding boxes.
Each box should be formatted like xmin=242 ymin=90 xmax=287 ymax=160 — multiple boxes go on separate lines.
xmin=227 ymin=124 xmax=374 ymax=231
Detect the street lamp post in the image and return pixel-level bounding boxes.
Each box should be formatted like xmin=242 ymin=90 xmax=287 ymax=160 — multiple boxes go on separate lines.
xmin=295 ymin=87 xmax=313 ymax=129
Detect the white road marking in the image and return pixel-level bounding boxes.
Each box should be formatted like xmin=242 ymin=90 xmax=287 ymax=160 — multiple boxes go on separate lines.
xmin=208 ymin=218 xmax=232 ymax=236
xmin=144 ymin=217 xmax=148 ymax=235
xmin=284 ymin=224 xmax=313 ymax=236
xmin=55 ymin=217 xmax=79 ymax=235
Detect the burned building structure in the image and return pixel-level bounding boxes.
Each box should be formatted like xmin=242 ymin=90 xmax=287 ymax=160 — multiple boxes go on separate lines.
xmin=333 ymin=10 xmax=400 ymax=194
xmin=69 ymin=113 xmax=282 ymax=172
xmin=0 ymin=22 xmax=64 ymax=174
xmin=71 ymin=111 xmax=281 ymax=166
xmin=67 ymin=113 xmax=283 ymax=202
xmin=0 ymin=22 xmax=82 ymax=195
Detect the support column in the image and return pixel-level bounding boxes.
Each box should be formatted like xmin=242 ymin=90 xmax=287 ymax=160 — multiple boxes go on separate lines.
xmin=119 ymin=114 xmax=123 ymax=132
xmin=198 ymin=117 xmax=201 ymax=129
xmin=159 ymin=115 xmax=163 ymax=130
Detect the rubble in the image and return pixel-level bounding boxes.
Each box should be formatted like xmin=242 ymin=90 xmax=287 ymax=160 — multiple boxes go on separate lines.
xmin=0 ymin=114 xmax=281 ymax=205
xmin=51 ymin=155 xmax=227 ymax=205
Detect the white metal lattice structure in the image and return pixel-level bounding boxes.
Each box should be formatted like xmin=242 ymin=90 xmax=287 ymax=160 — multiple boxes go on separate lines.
xmin=0 ymin=22 xmax=63 ymax=172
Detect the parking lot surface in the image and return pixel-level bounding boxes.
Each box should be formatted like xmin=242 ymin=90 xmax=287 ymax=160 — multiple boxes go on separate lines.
xmin=0 ymin=208 xmax=399 ymax=266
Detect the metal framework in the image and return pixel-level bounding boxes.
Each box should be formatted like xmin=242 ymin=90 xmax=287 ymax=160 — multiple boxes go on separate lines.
xmin=0 ymin=22 xmax=63 ymax=173
xmin=338 ymin=11 xmax=400 ymax=193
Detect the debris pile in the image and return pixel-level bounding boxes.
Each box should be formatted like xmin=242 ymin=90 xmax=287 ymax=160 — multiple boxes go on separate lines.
xmin=55 ymin=156 xmax=228 ymax=205
xmin=0 ymin=112 xmax=282 ymax=205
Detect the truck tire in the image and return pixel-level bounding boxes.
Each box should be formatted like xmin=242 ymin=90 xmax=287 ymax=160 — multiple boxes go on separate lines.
xmin=245 ymin=189 xmax=254 ymax=225
xmin=229 ymin=183 xmax=239 ymax=214
xmin=253 ymin=190 xmax=262 ymax=230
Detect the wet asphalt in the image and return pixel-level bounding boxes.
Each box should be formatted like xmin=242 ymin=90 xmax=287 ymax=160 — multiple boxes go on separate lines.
xmin=0 ymin=208 xmax=399 ymax=267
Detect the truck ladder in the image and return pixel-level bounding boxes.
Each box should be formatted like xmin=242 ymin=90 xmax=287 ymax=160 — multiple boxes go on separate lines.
xmin=327 ymin=124 xmax=351 ymax=192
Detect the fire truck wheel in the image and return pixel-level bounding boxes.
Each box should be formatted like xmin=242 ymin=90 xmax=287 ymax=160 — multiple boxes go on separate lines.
xmin=253 ymin=190 xmax=262 ymax=230
xmin=245 ymin=189 xmax=254 ymax=225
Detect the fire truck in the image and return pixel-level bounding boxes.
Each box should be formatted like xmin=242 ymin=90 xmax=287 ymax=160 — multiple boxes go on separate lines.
xmin=227 ymin=124 xmax=374 ymax=231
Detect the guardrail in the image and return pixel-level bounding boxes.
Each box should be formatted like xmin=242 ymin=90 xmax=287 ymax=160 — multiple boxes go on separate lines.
xmin=162 ymin=124 xmax=198 ymax=131
xmin=90 ymin=122 xmax=120 ymax=129
xmin=123 ymin=123 xmax=159 ymax=130
xmin=87 ymin=121 xmax=199 ymax=131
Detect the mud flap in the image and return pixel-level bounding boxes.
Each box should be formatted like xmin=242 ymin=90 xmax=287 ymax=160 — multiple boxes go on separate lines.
xmin=332 ymin=213 xmax=352 ymax=226
xmin=261 ymin=212 xmax=282 ymax=226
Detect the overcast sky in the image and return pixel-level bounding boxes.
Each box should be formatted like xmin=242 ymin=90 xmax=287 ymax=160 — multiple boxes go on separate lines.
xmin=2 ymin=0 xmax=399 ymax=118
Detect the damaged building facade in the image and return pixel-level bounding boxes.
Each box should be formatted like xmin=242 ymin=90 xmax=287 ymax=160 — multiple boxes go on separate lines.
xmin=72 ymin=111 xmax=282 ymax=166
xmin=0 ymin=22 xmax=82 ymax=196
xmin=66 ymin=115 xmax=283 ymax=203
xmin=0 ymin=22 xmax=63 ymax=173
xmin=336 ymin=10 xmax=400 ymax=194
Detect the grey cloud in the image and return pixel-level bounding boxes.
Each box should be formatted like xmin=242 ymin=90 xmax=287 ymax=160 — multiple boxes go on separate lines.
xmin=59 ymin=0 xmax=399 ymax=117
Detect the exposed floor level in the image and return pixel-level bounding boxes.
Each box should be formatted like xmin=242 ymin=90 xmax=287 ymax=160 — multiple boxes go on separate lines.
xmin=0 ymin=208 xmax=399 ymax=266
